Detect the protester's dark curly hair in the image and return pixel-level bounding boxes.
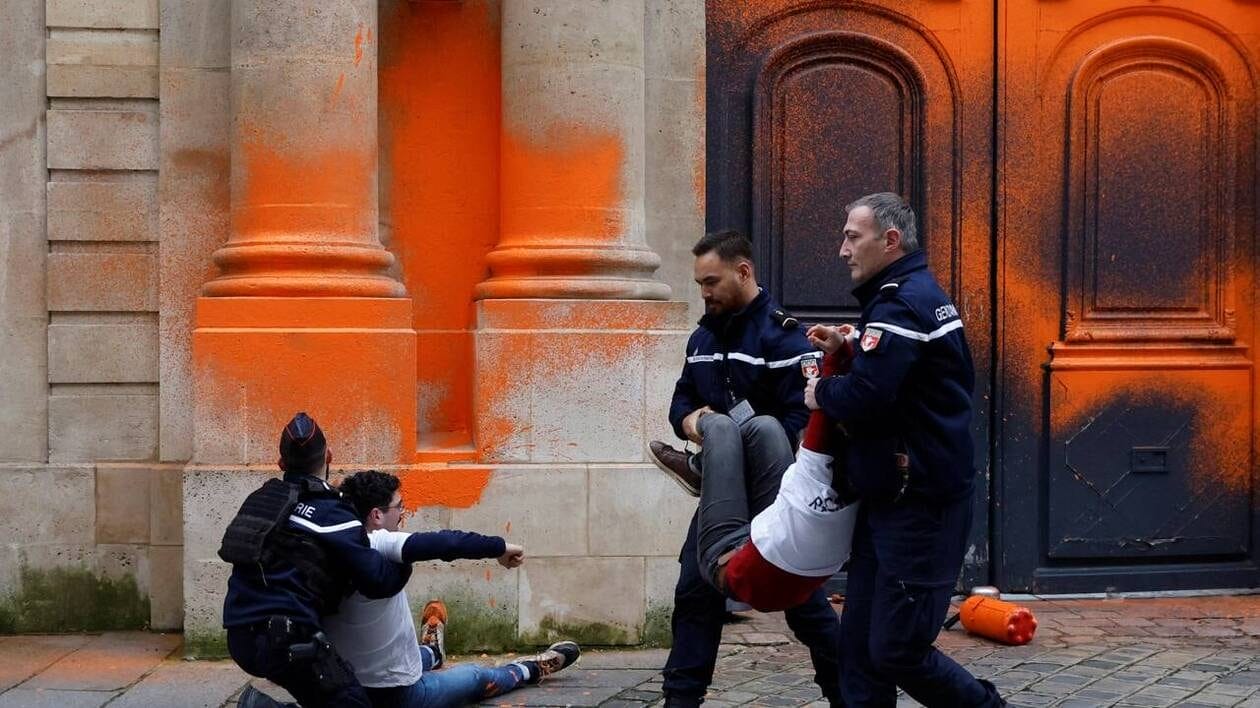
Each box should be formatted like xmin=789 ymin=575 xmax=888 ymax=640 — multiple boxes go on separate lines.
xmin=338 ymin=470 xmax=400 ymax=520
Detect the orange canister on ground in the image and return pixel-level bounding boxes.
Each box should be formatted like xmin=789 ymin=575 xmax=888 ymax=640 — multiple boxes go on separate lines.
xmin=958 ymin=595 xmax=1037 ymax=645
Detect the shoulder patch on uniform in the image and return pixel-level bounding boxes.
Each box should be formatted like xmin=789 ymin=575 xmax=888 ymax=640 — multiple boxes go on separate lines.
xmin=859 ymin=328 xmax=883 ymax=352
xmin=800 ymin=356 xmax=820 ymax=379
xmin=770 ymin=308 xmax=800 ymax=330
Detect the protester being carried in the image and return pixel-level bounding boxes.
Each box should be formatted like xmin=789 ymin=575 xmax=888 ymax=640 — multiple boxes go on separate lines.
xmin=676 ymin=335 xmax=860 ymax=612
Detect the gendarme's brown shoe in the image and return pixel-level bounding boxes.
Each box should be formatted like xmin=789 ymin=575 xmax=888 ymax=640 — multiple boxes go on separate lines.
xmin=647 ymin=440 xmax=700 ymax=497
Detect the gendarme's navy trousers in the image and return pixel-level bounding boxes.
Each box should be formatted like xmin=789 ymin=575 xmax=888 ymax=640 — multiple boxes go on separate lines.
xmin=840 ymin=494 xmax=1005 ymax=707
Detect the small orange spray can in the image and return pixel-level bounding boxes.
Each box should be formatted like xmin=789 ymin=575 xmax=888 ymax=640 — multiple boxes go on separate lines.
xmin=958 ymin=595 xmax=1037 ymax=645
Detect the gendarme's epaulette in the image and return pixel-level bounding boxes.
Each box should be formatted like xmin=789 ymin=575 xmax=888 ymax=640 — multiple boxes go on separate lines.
xmin=877 ymin=277 xmax=908 ymax=299
xmin=770 ymin=307 xmax=800 ymax=330
xmin=294 ymin=475 xmax=339 ymax=499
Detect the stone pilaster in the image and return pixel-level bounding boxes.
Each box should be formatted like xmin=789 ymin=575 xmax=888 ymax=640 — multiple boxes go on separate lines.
xmin=471 ymin=2 xmax=694 ymax=645
xmin=204 ymin=0 xmax=400 ymax=297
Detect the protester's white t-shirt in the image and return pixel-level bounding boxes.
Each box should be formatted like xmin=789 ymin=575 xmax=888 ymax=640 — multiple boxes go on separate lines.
xmin=323 ymin=529 xmax=422 ymax=688
xmin=749 ymin=447 xmax=860 ymax=577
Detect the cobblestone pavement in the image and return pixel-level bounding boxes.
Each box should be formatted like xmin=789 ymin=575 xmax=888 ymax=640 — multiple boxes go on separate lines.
xmin=1 ymin=595 xmax=1257 ymax=707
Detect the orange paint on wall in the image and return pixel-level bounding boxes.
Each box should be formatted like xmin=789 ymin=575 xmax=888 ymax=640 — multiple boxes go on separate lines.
xmin=396 ymin=467 xmax=492 ymax=509
xmin=379 ymin=0 xmax=500 ymax=441
xmin=500 ymin=125 xmax=625 ymax=245
xmin=234 ymin=136 xmax=373 ymax=239
xmin=192 ymin=297 xmax=416 ymax=466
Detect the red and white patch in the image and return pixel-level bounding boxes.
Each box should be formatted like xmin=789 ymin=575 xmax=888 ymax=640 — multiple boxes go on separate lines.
xmin=800 ymin=358 xmax=820 ymax=379
xmin=859 ymin=328 xmax=883 ymax=352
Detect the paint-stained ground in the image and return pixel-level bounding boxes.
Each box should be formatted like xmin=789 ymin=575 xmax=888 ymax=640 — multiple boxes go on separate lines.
xmin=1 ymin=594 xmax=1258 ymax=707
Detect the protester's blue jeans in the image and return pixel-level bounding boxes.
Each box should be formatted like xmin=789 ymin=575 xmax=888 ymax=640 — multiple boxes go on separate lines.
xmin=365 ymin=661 xmax=529 ymax=708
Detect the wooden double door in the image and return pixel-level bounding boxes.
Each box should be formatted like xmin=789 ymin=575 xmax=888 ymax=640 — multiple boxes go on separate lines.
xmin=706 ymin=0 xmax=1260 ymax=592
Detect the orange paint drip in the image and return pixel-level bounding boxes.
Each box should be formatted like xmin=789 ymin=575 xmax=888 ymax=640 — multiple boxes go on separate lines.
xmin=500 ymin=125 xmax=626 ymax=245
xmin=331 ymin=73 xmax=345 ymax=105
xmin=354 ymin=24 xmax=365 ymax=66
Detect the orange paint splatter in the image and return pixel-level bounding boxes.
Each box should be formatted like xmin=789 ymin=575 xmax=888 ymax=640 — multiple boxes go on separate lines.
xmin=354 ymin=25 xmax=365 ymax=66
xmin=500 ymin=125 xmax=626 ymax=245
xmin=504 ymin=521 xmax=511 ymax=534
xmin=473 ymin=325 xmax=645 ymax=460
xmin=234 ymin=134 xmax=373 ymax=240
xmin=484 ymin=569 xmax=492 ymax=582
xmin=396 ymin=466 xmax=493 ymax=509
xmin=1050 ymin=367 xmax=1252 ymax=493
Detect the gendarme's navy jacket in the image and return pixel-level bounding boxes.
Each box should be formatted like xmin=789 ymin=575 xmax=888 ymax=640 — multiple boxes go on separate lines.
xmin=222 ymin=474 xmax=413 ymax=629
xmin=814 ymin=250 xmax=976 ymax=503
xmin=669 ymin=289 xmax=821 ymax=443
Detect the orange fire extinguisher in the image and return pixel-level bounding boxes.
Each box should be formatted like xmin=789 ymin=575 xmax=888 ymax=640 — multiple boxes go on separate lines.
xmin=943 ymin=587 xmax=1037 ymax=646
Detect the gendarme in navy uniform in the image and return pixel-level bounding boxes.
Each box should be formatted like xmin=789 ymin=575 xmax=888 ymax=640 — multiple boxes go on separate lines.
xmin=668 ymin=288 xmax=819 ymax=444
xmin=220 ymin=412 xmax=412 ymax=708
xmin=806 ymin=193 xmax=1004 ymax=708
xmin=813 ymin=247 xmax=975 ymax=505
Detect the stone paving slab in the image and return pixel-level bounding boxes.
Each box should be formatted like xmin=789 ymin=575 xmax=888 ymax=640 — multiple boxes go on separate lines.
xmin=109 ymin=659 xmax=251 ymax=708
xmin=0 ymin=634 xmax=90 ymax=692
xmin=0 ymin=687 xmax=119 ymax=707
xmin=2 ymin=595 xmax=1259 ymax=706
xmin=20 ymin=631 xmax=181 ymax=691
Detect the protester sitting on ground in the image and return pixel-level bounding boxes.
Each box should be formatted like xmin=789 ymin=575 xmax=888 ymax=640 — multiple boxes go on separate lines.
xmin=328 ymin=470 xmax=579 ymax=707
xmin=667 ymin=337 xmax=861 ymax=613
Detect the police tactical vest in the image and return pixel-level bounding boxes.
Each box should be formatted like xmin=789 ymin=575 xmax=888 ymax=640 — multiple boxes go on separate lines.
xmin=219 ymin=477 xmax=344 ymax=615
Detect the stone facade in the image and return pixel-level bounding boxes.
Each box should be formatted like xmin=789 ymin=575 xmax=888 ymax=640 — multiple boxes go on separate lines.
xmin=0 ymin=0 xmax=705 ymax=651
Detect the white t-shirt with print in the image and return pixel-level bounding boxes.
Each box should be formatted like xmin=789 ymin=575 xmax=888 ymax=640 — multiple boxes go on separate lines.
xmin=323 ymin=529 xmax=422 ymax=688
xmin=749 ymin=447 xmax=860 ymax=577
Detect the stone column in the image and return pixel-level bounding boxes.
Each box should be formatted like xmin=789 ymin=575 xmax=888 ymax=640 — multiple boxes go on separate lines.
xmin=477 ymin=0 xmax=670 ymax=300
xmin=190 ymin=0 xmax=415 ymax=469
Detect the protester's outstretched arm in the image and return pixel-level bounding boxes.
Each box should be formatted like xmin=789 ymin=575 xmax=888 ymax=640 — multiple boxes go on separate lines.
xmin=309 ymin=505 xmax=413 ymax=599
xmin=367 ymin=528 xmax=508 ymax=564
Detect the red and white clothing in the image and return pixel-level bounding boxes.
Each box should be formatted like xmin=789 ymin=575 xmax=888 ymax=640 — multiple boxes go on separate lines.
xmin=725 ymin=447 xmax=859 ymax=611
xmin=723 ymin=334 xmax=861 ymax=612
